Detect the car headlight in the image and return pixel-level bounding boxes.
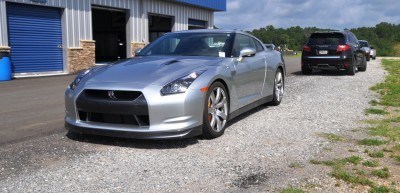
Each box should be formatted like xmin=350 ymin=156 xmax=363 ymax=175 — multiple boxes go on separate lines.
xmin=161 ymin=70 xmax=206 ymax=95
xmin=69 ymin=68 xmax=92 ymax=90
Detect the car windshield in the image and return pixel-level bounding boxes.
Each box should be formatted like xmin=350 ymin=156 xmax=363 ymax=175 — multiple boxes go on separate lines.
xmin=137 ymin=32 xmax=234 ymax=57
xmin=359 ymin=41 xmax=369 ymax=47
xmin=308 ymin=33 xmax=345 ymax=45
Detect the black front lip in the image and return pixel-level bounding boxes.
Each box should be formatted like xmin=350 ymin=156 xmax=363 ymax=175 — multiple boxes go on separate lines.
xmin=65 ymin=122 xmax=203 ymax=139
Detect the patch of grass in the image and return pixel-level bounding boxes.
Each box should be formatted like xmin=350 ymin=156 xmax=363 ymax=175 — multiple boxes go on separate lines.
xmin=289 ymin=162 xmax=303 ymax=169
xmin=330 ymin=166 xmax=374 ymax=186
xmin=281 ymin=187 xmax=304 ymax=193
xmin=362 ymin=160 xmax=379 ymax=167
xmin=309 ymin=159 xmax=338 ymax=166
xmin=368 ymin=125 xmax=400 ymax=141
xmin=395 ymin=156 xmax=400 ymax=162
xmin=366 ymin=108 xmax=388 ymax=115
xmin=392 ymin=144 xmax=400 ymax=152
xmin=382 ymin=147 xmax=393 ymax=152
xmin=355 ymin=169 xmax=367 ymax=176
xmin=371 ymin=167 xmax=390 ymax=178
xmin=370 ymin=100 xmax=379 ymax=106
xmin=344 ymin=156 xmax=363 ymax=165
xmin=323 ymin=147 xmax=332 ymax=151
xmin=358 ymin=138 xmax=387 ymax=146
xmin=318 ymin=133 xmax=344 ymax=142
xmin=370 ymin=186 xmax=390 ymax=193
xmin=368 ymin=151 xmax=385 ymax=158
xmin=370 ymin=60 xmax=400 ymax=107
xmin=304 ymin=183 xmax=322 ymax=189
xmin=310 ymin=159 xmax=321 ymax=165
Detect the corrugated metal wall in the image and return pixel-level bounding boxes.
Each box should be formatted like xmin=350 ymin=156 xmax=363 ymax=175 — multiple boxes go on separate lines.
xmin=0 ymin=0 xmax=9 ymax=47
xmin=0 ymin=0 xmax=214 ymax=47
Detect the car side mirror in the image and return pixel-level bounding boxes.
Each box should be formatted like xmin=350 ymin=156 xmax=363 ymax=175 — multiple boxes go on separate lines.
xmin=238 ymin=47 xmax=256 ymax=62
xmin=135 ymin=48 xmax=143 ymax=55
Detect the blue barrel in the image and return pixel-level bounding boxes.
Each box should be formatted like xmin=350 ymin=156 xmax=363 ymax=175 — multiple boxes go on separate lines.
xmin=0 ymin=52 xmax=11 ymax=81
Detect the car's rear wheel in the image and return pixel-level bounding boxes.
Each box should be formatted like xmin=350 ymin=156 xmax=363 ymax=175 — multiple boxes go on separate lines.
xmin=359 ymin=55 xmax=367 ymax=72
xmin=269 ymin=69 xmax=284 ymax=106
xmin=302 ymin=67 xmax=312 ymax=75
xmin=347 ymin=57 xmax=356 ymax=76
xmin=202 ymin=82 xmax=229 ymax=139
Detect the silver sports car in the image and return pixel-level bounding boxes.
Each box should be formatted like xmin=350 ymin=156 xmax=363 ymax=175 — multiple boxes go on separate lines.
xmin=65 ymin=30 xmax=285 ymax=139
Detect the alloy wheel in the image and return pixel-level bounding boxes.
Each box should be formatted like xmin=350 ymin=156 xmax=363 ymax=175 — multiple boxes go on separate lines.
xmin=275 ymin=71 xmax=284 ymax=102
xmin=207 ymin=87 xmax=228 ymax=132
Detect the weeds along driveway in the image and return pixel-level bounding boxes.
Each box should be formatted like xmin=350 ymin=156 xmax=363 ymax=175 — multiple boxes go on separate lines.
xmin=0 ymin=60 xmax=385 ymax=192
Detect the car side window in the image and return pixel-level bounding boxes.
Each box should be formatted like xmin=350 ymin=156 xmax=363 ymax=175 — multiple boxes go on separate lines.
xmin=348 ymin=33 xmax=356 ymax=45
xmin=253 ymin=39 xmax=264 ymax=52
xmin=232 ymin=34 xmax=257 ymax=57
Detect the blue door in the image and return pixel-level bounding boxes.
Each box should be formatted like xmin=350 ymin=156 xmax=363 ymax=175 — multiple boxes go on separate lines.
xmin=7 ymin=3 xmax=63 ymax=73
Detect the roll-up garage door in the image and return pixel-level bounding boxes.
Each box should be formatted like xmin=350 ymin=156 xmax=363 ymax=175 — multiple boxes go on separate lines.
xmin=7 ymin=3 xmax=63 ymax=74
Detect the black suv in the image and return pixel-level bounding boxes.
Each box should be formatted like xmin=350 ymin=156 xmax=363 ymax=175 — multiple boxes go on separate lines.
xmin=301 ymin=30 xmax=367 ymax=75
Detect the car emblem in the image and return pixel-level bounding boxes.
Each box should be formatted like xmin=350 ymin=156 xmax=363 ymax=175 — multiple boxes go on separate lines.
xmin=108 ymin=91 xmax=117 ymax=100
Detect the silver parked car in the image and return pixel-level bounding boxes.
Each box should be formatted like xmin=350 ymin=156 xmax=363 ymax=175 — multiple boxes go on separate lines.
xmin=65 ymin=30 xmax=285 ymax=139
xmin=264 ymin=44 xmax=276 ymax=50
xmin=359 ymin=40 xmax=371 ymax=61
xmin=370 ymin=46 xmax=376 ymax=60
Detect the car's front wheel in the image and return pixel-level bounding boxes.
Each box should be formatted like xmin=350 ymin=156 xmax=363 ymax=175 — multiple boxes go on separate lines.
xmin=202 ymin=82 xmax=229 ymax=139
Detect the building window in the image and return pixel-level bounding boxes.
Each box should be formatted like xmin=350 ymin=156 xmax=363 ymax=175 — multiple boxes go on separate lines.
xmin=188 ymin=19 xmax=207 ymax=30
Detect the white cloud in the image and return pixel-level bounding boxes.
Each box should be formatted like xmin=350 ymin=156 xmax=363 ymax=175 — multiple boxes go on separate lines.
xmin=215 ymin=0 xmax=400 ymax=30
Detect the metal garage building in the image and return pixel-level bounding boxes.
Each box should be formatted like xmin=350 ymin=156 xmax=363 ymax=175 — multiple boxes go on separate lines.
xmin=0 ymin=0 xmax=226 ymax=77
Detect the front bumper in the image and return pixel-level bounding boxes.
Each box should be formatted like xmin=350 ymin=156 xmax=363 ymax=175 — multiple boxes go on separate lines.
xmin=65 ymin=82 xmax=206 ymax=139
xmin=302 ymin=56 xmax=351 ymax=70
xmin=65 ymin=121 xmax=202 ymax=139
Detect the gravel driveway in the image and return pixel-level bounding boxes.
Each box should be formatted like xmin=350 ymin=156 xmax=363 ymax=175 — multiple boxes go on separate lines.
xmin=0 ymin=59 xmax=385 ymax=192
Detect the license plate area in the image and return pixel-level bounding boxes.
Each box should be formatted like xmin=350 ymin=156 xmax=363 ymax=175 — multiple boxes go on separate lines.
xmin=318 ymin=50 xmax=328 ymax=55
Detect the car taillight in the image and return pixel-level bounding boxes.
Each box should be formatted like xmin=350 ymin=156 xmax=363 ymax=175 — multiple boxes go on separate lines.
xmin=303 ymin=45 xmax=311 ymax=52
xmin=337 ymin=45 xmax=350 ymax=52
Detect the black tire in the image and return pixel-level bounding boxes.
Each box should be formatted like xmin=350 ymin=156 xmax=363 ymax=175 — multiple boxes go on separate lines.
xmin=301 ymin=67 xmax=312 ymax=75
xmin=372 ymin=56 xmax=376 ymax=60
xmin=358 ymin=55 xmax=367 ymax=72
xmin=347 ymin=57 xmax=356 ymax=76
xmin=366 ymin=55 xmax=370 ymax=61
xmin=268 ymin=69 xmax=284 ymax=106
xmin=202 ymin=82 xmax=229 ymax=139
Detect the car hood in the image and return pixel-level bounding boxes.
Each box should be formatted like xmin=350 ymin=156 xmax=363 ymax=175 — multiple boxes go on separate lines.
xmin=86 ymin=56 xmax=223 ymax=86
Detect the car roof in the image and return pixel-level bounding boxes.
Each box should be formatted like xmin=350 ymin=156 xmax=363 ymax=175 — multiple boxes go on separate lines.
xmin=359 ymin=40 xmax=368 ymax=43
xmin=171 ymin=29 xmax=256 ymax=36
xmin=168 ymin=29 xmax=263 ymax=43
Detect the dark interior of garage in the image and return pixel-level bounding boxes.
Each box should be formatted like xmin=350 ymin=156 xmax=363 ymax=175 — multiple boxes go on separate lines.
xmin=149 ymin=15 xmax=173 ymax=42
xmin=92 ymin=8 xmax=127 ymax=63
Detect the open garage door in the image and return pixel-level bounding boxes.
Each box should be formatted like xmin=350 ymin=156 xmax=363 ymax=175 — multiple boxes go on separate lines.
xmin=92 ymin=7 xmax=127 ymax=63
xmin=149 ymin=14 xmax=173 ymax=42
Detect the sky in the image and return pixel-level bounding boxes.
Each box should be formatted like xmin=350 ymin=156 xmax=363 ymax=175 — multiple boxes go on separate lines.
xmin=214 ymin=0 xmax=400 ymax=31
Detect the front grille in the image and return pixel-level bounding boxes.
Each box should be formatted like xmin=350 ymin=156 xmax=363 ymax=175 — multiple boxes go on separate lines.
xmin=76 ymin=89 xmax=149 ymax=126
xmin=78 ymin=111 xmax=149 ymax=126
xmin=84 ymin=89 xmax=142 ymax=101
